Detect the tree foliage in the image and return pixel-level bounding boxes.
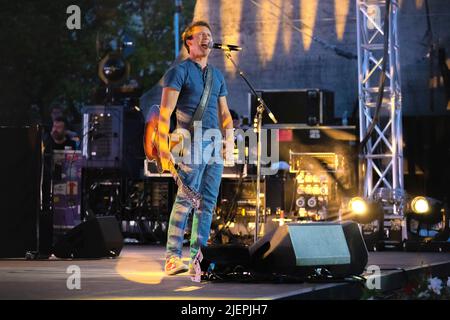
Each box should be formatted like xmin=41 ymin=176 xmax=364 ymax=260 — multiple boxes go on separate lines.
xmin=0 ymin=0 xmax=195 ymax=125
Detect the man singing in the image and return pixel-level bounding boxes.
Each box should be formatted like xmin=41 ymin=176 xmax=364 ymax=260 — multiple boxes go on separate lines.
xmin=158 ymin=21 xmax=233 ymax=275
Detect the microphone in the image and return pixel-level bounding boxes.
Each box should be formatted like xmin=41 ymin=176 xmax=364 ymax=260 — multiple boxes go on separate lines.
xmin=208 ymin=41 xmax=242 ymax=51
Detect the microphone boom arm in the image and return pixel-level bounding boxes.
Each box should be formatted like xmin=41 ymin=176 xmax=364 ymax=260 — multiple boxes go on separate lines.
xmin=223 ymin=51 xmax=278 ymax=124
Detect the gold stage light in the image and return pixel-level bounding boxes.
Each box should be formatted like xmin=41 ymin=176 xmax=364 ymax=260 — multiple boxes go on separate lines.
xmin=346 ymin=197 xmax=384 ymax=225
xmin=349 ymin=197 xmax=368 ymax=215
xmin=411 ymin=196 xmax=430 ymax=214
xmin=406 ymin=196 xmax=445 ymax=225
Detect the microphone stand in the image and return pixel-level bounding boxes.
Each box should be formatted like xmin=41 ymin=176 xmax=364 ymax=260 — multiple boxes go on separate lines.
xmin=223 ymin=50 xmax=278 ymax=243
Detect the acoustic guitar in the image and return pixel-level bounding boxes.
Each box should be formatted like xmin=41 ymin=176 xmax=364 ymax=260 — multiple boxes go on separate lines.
xmin=143 ymin=105 xmax=201 ymax=209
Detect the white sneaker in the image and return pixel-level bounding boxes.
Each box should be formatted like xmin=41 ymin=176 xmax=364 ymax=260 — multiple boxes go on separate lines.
xmin=165 ymin=256 xmax=188 ymax=275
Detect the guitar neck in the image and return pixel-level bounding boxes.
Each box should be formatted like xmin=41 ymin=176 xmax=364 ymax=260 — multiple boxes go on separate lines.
xmin=165 ymin=156 xmax=201 ymax=209
xmin=168 ymin=160 xmax=182 ymax=186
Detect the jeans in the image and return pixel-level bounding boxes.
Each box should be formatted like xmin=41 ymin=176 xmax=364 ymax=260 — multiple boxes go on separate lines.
xmin=165 ymin=139 xmax=224 ymax=262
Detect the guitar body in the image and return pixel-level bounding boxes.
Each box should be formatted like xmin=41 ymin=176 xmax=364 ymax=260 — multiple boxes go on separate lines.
xmin=143 ymin=104 xmax=201 ymax=208
xmin=143 ymin=105 xmax=163 ymax=172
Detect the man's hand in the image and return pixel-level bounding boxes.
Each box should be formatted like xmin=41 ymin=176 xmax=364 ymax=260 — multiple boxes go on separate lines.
xmin=159 ymin=149 xmax=171 ymax=172
xmin=218 ymin=96 xmax=234 ymax=165
xmin=222 ymin=136 xmax=235 ymax=165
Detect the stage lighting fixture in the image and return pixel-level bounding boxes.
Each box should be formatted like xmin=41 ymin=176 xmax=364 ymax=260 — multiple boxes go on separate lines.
xmin=411 ymin=196 xmax=430 ymax=214
xmin=406 ymin=196 xmax=444 ymax=225
xmin=347 ymin=197 xmax=384 ymax=224
xmin=98 ymin=52 xmax=130 ymax=85
xmin=405 ymin=196 xmax=450 ymax=247
xmin=349 ymin=197 xmax=368 ymax=215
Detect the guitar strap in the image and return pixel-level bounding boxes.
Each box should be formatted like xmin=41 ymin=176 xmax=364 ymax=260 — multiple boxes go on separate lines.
xmin=170 ymin=65 xmax=213 ymax=158
xmin=187 ymin=65 xmax=213 ymax=132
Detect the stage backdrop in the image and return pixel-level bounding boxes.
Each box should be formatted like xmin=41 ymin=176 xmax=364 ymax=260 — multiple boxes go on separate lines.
xmin=141 ymin=0 xmax=450 ymax=121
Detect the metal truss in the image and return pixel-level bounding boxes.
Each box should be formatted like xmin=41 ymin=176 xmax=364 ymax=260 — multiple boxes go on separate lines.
xmin=356 ymin=0 xmax=404 ymax=217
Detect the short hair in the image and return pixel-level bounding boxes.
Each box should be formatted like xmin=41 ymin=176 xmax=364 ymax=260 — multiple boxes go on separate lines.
xmin=53 ymin=116 xmax=67 ymax=127
xmin=182 ymin=20 xmax=212 ymax=53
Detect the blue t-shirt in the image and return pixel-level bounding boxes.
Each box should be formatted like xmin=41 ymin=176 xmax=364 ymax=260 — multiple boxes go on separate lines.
xmin=163 ymin=59 xmax=228 ymax=131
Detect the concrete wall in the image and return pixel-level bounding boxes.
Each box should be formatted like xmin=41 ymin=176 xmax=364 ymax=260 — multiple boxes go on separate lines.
xmin=141 ymin=0 xmax=450 ymax=120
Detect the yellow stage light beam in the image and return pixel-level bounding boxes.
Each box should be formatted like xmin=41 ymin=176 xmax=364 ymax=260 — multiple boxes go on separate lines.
xmin=174 ymin=286 xmax=203 ymax=292
xmin=220 ymin=0 xmax=242 ymax=76
xmin=115 ymin=256 xmax=165 ymax=285
xmin=416 ymin=0 xmax=424 ymax=9
xmin=281 ymin=1 xmax=293 ymax=54
xmin=256 ymin=0 xmax=281 ymax=66
xmin=335 ymin=0 xmax=350 ymax=41
xmin=193 ymin=0 xmax=209 ymax=21
xmin=300 ymin=0 xmax=319 ymax=51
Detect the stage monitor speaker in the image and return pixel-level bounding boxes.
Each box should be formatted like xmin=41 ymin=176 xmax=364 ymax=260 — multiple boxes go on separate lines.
xmin=53 ymin=216 xmax=124 ymax=258
xmin=200 ymin=244 xmax=252 ymax=274
xmin=249 ymin=221 xmax=368 ymax=278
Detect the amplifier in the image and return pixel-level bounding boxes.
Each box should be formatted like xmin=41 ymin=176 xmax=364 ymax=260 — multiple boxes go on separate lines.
xmin=222 ymin=155 xmax=247 ymax=178
xmin=144 ymin=159 xmax=171 ymax=178
xmin=219 ymin=178 xmax=266 ymax=217
xmin=144 ymin=159 xmax=247 ymax=179
xmin=262 ymin=125 xmax=358 ymax=218
xmin=81 ymin=105 xmax=144 ymax=178
xmin=82 ymin=105 xmax=123 ymax=168
xmin=248 ymin=89 xmax=335 ymax=125
xmin=289 ymin=152 xmax=339 ymax=173
xmin=263 ymin=124 xmax=358 ymax=166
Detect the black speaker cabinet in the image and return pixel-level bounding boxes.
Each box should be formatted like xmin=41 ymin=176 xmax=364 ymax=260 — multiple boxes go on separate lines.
xmin=0 ymin=125 xmax=52 ymax=257
xmin=249 ymin=89 xmax=335 ymax=125
xmin=81 ymin=105 xmax=144 ymax=178
xmin=81 ymin=105 xmax=123 ymax=169
xmin=53 ymin=216 xmax=123 ymax=258
xmin=249 ymin=221 xmax=368 ymax=278
xmin=200 ymin=244 xmax=252 ymax=274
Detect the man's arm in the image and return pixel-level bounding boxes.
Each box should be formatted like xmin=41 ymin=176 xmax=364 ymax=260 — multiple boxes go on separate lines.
xmin=218 ymin=96 xmax=234 ymax=159
xmin=158 ymin=87 xmax=180 ymax=171
xmin=218 ymin=96 xmax=233 ymax=132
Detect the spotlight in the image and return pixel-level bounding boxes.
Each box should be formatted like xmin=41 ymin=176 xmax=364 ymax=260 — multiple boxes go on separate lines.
xmin=406 ymin=196 xmax=444 ymax=225
xmin=349 ymin=197 xmax=368 ymax=215
xmin=405 ymin=196 xmax=450 ymax=247
xmin=411 ymin=196 xmax=430 ymax=214
xmin=347 ymin=197 xmax=384 ymax=225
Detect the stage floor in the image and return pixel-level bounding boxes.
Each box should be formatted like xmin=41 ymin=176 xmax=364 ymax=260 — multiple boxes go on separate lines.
xmin=0 ymin=245 xmax=449 ymax=300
